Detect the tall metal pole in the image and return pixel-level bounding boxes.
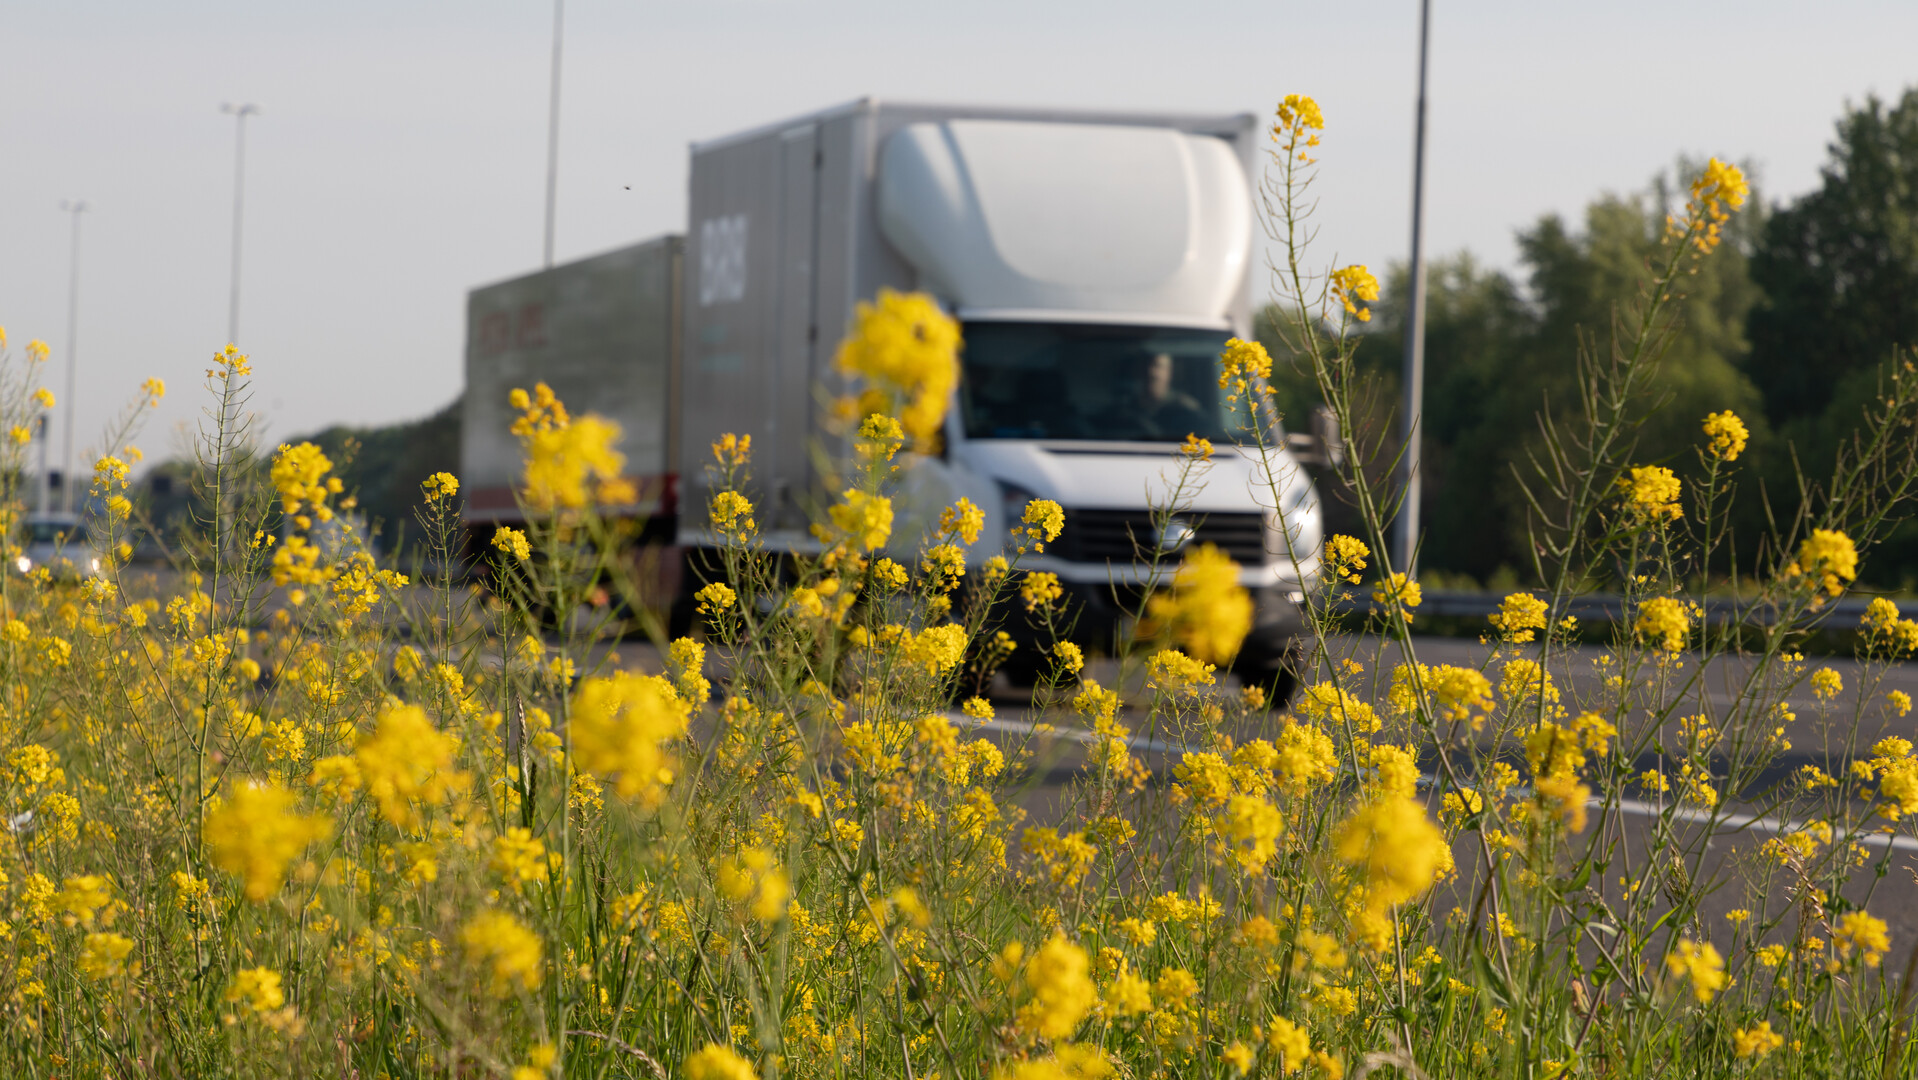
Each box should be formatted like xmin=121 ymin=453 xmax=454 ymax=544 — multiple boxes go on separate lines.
xmin=59 ymin=200 xmax=88 ymax=514
xmin=1395 ymin=0 xmax=1432 ymax=577
xmin=222 ymin=102 xmax=260 ymax=345
xmin=542 ymin=0 xmax=565 ymax=268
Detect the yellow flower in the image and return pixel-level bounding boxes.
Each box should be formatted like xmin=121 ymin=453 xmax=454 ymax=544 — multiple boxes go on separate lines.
xmin=901 ymin=623 xmax=969 ymax=675
xmin=1811 ymin=667 xmax=1842 ymax=700
xmin=825 ymin=488 xmax=893 ymax=552
xmin=1104 ymin=970 xmax=1152 ymax=1016
xmin=1372 ymin=572 xmax=1422 ymax=620
xmin=1702 ymin=410 xmax=1748 ymax=461
xmin=1021 ymin=571 xmax=1064 ymax=612
xmin=709 ymin=490 xmax=755 ymax=541
xmin=1786 ymin=529 xmax=1857 ymax=597
xmin=225 ymin=967 xmax=286 ymax=1013
xmin=490 ymin=827 xmax=551 ymax=885
xmin=142 ymin=376 xmax=166 ymax=402
xmin=1488 ymin=592 xmax=1548 ymax=643
xmin=491 ymin=526 xmax=531 ymax=562
xmin=1271 ymin=94 xmax=1325 ymax=161
xmin=421 ymin=471 xmax=460 ymax=501
xmin=1297 ymin=682 xmax=1380 ymax=734
xmin=1052 ymin=641 xmax=1085 ymax=675
xmin=522 ymin=414 xmax=630 ymax=510
xmin=1619 ymin=465 xmax=1682 ymax=523
xmin=1273 ymin=721 xmax=1338 ymax=793
xmin=1634 ymin=597 xmax=1693 ymax=653
xmin=1733 ymin=1020 xmax=1783 ymax=1059
xmin=1179 ymin=432 xmax=1214 ymax=461
xmin=940 ymin=497 xmax=985 ymax=544
xmin=871 ymin=556 xmax=909 ymax=591
xmin=715 ymin=847 xmax=791 ymax=923
xmin=1834 ymin=910 xmax=1889 ymax=967
xmin=1146 ymin=648 xmax=1214 ymax=691
xmin=210 ymin=343 xmax=252 ymax=376
xmin=1217 ymin=795 xmax=1283 ymax=873
xmin=711 ymin=432 xmax=751 ymax=468
xmin=1223 ymin=1041 xmax=1255 ymax=1074
xmin=1015 ymin=498 xmax=1066 ymax=552
xmin=1218 ymin=337 xmax=1273 ymax=402
xmin=78 ymin=932 xmax=136 ymax=980
xmin=1681 ymin=158 xmax=1749 ymax=253
xmin=684 ymin=1044 xmax=758 ymax=1080
xmin=1334 ymin=797 xmax=1446 ymax=911
xmin=1665 ymin=939 xmax=1726 ymax=1002
xmin=1891 ymin=690 xmax=1913 ymax=717
xmin=203 ymin=781 xmax=330 ymax=903
xmin=1022 ymin=828 xmax=1098 ymax=889
xmin=1323 ymin=534 xmax=1369 ymax=584
xmin=1266 ymin=1015 xmax=1311 ymax=1073
xmin=351 ymin=702 xmax=463 ymax=827
xmin=695 ymin=581 xmax=737 ymax=615
xmin=568 ymin=671 xmax=691 ymax=804
xmin=1330 ymin=265 xmax=1380 ymax=322
xmin=53 ymin=874 xmax=114 ymax=929
xmin=461 ymin=909 xmax=543 ymax=994
xmin=271 ymin=442 xmax=338 ymax=522
xmin=1016 ymin=935 xmax=1096 ymax=1040
xmin=32 ymin=386 xmax=55 ymax=408
xmin=855 ymin=412 xmax=905 ymax=462
xmin=1142 ymin=544 xmax=1253 ymax=665
xmin=834 ymin=289 xmax=961 ymax=448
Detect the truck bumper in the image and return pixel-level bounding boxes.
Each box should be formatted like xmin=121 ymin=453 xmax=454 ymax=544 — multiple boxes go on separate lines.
xmin=1003 ymin=577 xmax=1307 ymax=686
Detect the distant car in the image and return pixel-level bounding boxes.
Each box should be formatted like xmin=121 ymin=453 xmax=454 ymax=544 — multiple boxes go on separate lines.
xmin=16 ymin=514 xmax=104 ymax=580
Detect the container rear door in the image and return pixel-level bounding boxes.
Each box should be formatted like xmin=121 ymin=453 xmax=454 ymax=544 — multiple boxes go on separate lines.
xmin=682 ymin=122 xmax=822 ymax=545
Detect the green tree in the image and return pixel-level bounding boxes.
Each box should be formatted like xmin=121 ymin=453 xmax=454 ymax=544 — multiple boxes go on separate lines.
xmin=1263 ymin=166 xmax=1765 ymax=585
xmin=1747 ymin=88 xmax=1918 ymax=427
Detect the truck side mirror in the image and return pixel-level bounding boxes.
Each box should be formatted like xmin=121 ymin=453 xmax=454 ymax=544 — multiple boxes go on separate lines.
xmin=1282 ymin=404 xmax=1344 ymax=469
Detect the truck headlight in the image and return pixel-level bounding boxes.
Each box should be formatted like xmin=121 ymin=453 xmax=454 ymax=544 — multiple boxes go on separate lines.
xmin=13 ymin=556 xmax=29 ymax=573
xmin=998 ymin=481 xmax=1040 ymax=540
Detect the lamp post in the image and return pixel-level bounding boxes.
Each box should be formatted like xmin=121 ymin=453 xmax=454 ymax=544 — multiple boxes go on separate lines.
xmin=222 ymin=102 xmax=260 ymax=345
xmin=543 ymin=0 xmax=565 ymax=268
xmin=58 ymin=199 xmax=88 ymax=514
xmin=1394 ymin=0 xmax=1432 ymax=577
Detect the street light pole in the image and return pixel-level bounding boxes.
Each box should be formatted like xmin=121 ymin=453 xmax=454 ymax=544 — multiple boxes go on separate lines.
xmin=543 ymin=0 xmax=565 ymax=267
xmin=58 ymin=199 xmax=88 ymax=514
xmin=222 ymin=102 xmax=260 ymax=346
xmin=1395 ymin=0 xmax=1432 ymax=577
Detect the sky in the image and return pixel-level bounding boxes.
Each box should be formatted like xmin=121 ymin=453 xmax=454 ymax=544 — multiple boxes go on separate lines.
xmin=3 ymin=0 xmax=1916 ymax=476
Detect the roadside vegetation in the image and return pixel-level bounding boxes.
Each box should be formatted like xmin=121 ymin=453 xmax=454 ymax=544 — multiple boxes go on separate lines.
xmin=0 ymin=95 xmax=1914 ymax=1079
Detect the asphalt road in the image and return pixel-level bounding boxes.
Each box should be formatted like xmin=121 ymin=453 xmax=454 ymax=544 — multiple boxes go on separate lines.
xmin=610 ymin=632 xmax=1918 ymax=973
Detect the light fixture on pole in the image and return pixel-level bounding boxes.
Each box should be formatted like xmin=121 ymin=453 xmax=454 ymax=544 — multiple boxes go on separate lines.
xmin=58 ymin=199 xmax=88 ymax=514
xmin=222 ymin=102 xmax=261 ymax=346
xmin=1394 ymin=0 xmax=1432 ymax=577
xmin=543 ymin=0 xmax=565 ymax=268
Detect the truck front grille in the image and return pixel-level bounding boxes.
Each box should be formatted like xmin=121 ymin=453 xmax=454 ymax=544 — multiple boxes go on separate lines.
xmin=1055 ymin=509 xmax=1271 ymax=566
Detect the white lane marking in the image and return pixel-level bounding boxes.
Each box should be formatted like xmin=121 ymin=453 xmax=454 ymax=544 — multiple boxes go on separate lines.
xmin=1603 ymin=796 xmax=1918 ymax=853
xmin=952 ymin=715 xmax=1180 ymax=755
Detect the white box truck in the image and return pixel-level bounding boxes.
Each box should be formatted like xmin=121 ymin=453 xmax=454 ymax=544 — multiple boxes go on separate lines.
xmin=463 ymin=98 xmax=1324 ymax=681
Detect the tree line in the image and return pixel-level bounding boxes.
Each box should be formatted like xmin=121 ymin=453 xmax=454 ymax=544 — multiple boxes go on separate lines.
xmin=1261 ymin=87 xmax=1918 ymax=592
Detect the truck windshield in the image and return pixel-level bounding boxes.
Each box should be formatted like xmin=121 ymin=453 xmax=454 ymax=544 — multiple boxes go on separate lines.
xmin=959 ymin=322 xmax=1247 ymax=442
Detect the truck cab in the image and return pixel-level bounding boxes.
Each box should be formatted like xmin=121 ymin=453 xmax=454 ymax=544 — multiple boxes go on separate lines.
xmin=863 ymin=110 xmax=1321 ymax=682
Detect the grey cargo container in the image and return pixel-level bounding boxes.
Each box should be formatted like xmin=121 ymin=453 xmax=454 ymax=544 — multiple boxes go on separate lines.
xmin=677 ymin=98 xmax=1258 ymax=547
xmin=461 ymin=236 xmax=682 ymax=525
